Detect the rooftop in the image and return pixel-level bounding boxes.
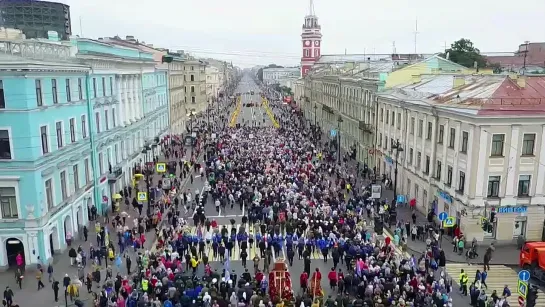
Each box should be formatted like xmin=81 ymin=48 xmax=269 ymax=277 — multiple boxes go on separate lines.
xmin=381 ymin=74 xmax=545 ymax=116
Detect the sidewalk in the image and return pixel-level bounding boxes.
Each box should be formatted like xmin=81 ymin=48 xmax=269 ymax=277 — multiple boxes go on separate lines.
xmin=0 ymin=140 xmax=197 ymax=307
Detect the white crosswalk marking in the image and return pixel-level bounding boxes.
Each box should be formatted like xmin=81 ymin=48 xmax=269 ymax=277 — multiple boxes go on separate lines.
xmin=445 ymin=263 xmax=543 ymax=306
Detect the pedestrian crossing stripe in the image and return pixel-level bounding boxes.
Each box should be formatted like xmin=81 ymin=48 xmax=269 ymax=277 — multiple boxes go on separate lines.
xmin=183 ymin=224 xmax=327 ymax=261
xmin=444 ymin=263 xmax=543 ymax=307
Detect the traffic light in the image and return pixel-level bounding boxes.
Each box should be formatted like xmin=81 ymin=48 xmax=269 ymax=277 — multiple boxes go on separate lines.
xmin=527 ymin=285 xmax=538 ymax=307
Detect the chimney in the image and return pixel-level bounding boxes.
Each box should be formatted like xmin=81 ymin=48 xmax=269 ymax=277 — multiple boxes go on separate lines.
xmin=453 ymin=76 xmax=465 ymax=88
xmin=517 ymin=75 xmax=526 ymax=88
xmin=411 ymin=74 xmax=421 ymax=84
xmin=126 ymin=35 xmax=134 ymax=40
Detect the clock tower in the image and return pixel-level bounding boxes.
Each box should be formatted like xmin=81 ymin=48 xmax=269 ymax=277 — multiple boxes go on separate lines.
xmin=300 ymin=0 xmax=322 ymax=77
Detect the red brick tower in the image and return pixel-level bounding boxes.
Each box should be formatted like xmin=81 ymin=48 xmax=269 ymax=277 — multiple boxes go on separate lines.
xmin=300 ymin=0 xmax=322 ymax=77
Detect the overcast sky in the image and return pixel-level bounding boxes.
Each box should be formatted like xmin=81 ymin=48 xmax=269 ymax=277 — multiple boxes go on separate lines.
xmin=62 ymin=0 xmax=545 ymax=68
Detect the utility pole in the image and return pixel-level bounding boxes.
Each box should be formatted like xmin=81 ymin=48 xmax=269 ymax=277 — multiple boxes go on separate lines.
xmin=392 ymin=139 xmax=404 ymax=199
xmin=413 ymin=18 xmax=419 ymax=54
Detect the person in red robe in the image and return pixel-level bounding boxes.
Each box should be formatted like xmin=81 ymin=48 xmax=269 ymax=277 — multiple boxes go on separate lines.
xmin=312 ymin=268 xmax=322 ymax=281
xmin=327 ymin=268 xmax=338 ymax=289
xmin=300 ymin=271 xmax=308 ymax=292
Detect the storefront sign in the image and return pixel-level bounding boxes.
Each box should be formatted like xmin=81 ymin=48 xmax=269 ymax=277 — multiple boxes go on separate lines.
xmin=436 ymin=190 xmax=453 ymax=204
xmin=496 ymin=206 xmax=527 ymax=214
xmin=384 ymin=155 xmax=393 ymax=165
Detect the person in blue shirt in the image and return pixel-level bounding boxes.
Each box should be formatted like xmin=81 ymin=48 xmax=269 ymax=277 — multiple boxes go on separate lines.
xmin=481 ymin=270 xmax=488 ymax=289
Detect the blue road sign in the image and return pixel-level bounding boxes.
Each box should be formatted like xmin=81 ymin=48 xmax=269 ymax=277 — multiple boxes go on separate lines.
xmin=518 ymin=280 xmax=528 ymax=298
xmin=518 ymin=270 xmax=531 ymax=282
xmin=438 ymin=212 xmax=448 ymax=221
xmin=330 ymin=129 xmax=337 ymax=137
xmin=443 ymin=217 xmax=455 ymax=228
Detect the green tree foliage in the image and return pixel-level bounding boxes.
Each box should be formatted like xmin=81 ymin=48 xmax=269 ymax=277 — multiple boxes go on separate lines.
xmin=441 ymin=38 xmax=486 ymax=68
xmin=279 ymin=86 xmax=293 ymax=95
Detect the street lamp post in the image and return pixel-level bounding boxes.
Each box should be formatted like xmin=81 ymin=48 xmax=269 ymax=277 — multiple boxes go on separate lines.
xmin=313 ymin=104 xmax=317 ymax=127
xmin=186 ymin=111 xmax=196 ymax=155
xmin=142 ymin=145 xmax=152 ymax=216
xmin=392 ymin=139 xmax=404 ymax=200
xmin=337 ymin=116 xmax=343 ymax=163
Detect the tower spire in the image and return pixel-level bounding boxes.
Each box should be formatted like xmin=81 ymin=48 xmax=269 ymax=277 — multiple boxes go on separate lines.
xmin=309 ymin=0 xmax=315 ymax=16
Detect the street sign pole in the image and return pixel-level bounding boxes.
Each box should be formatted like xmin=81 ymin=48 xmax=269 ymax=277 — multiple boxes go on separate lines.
xmin=518 ymin=270 xmax=530 ymax=307
xmin=438 ymin=212 xmax=448 ymax=248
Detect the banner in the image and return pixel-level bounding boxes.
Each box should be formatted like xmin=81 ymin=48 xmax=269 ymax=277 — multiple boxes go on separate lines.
xmin=371 ymin=184 xmax=382 ymax=199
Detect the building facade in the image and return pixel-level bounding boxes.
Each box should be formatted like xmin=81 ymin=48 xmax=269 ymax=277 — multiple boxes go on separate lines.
xmin=167 ymin=53 xmax=186 ymax=135
xmin=0 ymin=34 xmax=169 ymax=268
xmin=377 ymin=73 xmax=545 ymax=242
xmin=262 ymin=68 xmax=300 ymax=85
xmin=0 ymin=0 xmax=71 ymax=40
xmin=182 ymin=58 xmax=207 ymax=115
xmin=205 ymin=65 xmax=222 ymax=103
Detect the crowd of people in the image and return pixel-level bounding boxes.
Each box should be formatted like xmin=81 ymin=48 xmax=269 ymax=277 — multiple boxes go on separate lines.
xmin=8 ymin=80 xmax=477 ymax=307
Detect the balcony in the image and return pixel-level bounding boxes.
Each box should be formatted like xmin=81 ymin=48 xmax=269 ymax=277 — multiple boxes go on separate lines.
xmin=108 ymin=167 xmax=123 ymax=183
xmin=359 ymin=121 xmax=374 ymax=133
xmin=322 ymin=105 xmax=334 ymax=114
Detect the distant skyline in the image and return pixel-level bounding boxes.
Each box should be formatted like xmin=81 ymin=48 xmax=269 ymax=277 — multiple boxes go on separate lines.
xmin=59 ymin=0 xmax=544 ymax=68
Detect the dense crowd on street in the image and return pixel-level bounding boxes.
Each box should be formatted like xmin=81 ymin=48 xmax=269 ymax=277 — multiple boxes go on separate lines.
xmin=4 ymin=82 xmax=510 ymax=307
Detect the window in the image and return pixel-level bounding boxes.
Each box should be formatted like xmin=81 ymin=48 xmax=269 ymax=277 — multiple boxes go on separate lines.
xmin=60 ymin=171 xmax=67 ymax=200
xmin=102 ymin=77 xmax=106 ymax=96
xmin=52 ymin=79 xmax=58 ymax=104
xmin=105 ymin=110 xmax=109 ymax=130
xmin=81 ymin=115 xmax=87 ymax=138
xmin=491 ymin=134 xmax=505 ymax=156
xmin=416 ymin=151 xmax=421 ymax=169
xmin=458 ymin=171 xmax=465 ymax=193
xmin=69 ymin=118 xmax=76 ymax=143
xmin=84 ymin=158 xmax=90 ymax=183
xmin=190 ymin=75 xmax=195 ymax=82
xmin=191 ymin=96 xmax=196 ymax=103
xmin=461 ymin=131 xmax=469 ymax=153
xmin=0 ymin=80 xmax=5 ymax=109
xmin=92 ymin=78 xmax=97 ymax=98
xmin=65 ymin=79 xmax=71 ymax=102
xmin=427 ymin=122 xmax=432 ymax=140
xmin=110 ymin=77 xmax=114 ymax=96
xmin=95 ymin=112 xmax=100 ymax=133
xmin=438 ymin=125 xmax=444 ymax=144
xmin=99 ymin=153 xmax=104 ymax=174
xmin=487 ymin=176 xmax=501 ymax=198
xmin=36 ymin=79 xmax=43 ymax=106
xmin=112 ymin=108 xmax=116 ymax=127
xmin=436 ymin=161 xmax=442 ymax=180
xmin=78 ymin=78 xmax=83 ymax=100
xmin=410 ymin=117 xmax=415 ymax=134
xmin=424 ymin=155 xmax=430 ymax=174
xmin=418 ymin=119 xmax=423 ymax=137
xmin=0 ymin=130 xmax=11 ymax=159
xmin=73 ymin=165 xmax=79 ymax=190
xmin=378 ymin=133 xmax=382 ymax=146
xmin=449 ymin=128 xmax=456 ymax=148
xmin=55 ymin=121 xmax=63 ymax=148
xmin=446 ymin=166 xmax=453 ymax=186
xmin=40 ymin=126 xmax=49 ymax=154
xmin=522 ymin=133 xmax=536 ymax=156
xmin=518 ymin=175 xmax=531 ymax=196
xmin=380 ymin=109 xmax=383 ymax=122
xmin=0 ymin=187 xmax=18 ymax=218
xmin=391 ymin=112 xmax=395 ymax=126
xmin=409 ymin=148 xmax=413 ymax=164
xmin=385 ymin=111 xmax=389 ymax=124
xmin=191 ymin=86 xmax=195 ymax=93
xmin=45 ymin=179 xmax=54 ymax=209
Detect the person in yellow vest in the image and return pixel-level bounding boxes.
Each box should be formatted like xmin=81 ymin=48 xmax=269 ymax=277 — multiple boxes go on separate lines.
xmin=190 ymin=256 xmax=200 ymax=274
xmin=459 ymin=269 xmax=469 ymax=296
xmin=141 ymin=278 xmax=149 ymax=293
xmin=346 ymin=183 xmax=351 ymax=192
xmin=317 ymin=152 xmax=322 ymax=160
xmin=108 ymin=248 xmax=114 ymax=262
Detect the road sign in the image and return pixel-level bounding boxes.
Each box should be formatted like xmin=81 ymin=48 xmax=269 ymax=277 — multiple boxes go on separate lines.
xmin=519 ymin=270 xmax=531 ymax=282
xmin=518 ymin=280 xmax=528 ymax=298
xmin=518 ymin=295 xmax=525 ymax=305
xmin=137 ymin=192 xmax=148 ymax=202
xmin=156 ymin=163 xmax=166 ymax=173
xmin=438 ymin=212 xmax=448 ymax=221
xmin=443 ymin=217 xmax=455 ymax=227
xmin=330 ymin=129 xmax=337 ymax=137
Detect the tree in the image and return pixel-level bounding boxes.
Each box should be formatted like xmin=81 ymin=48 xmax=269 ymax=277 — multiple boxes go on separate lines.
xmin=279 ymin=86 xmax=293 ymax=95
xmin=257 ymin=68 xmax=263 ymax=82
xmin=441 ymin=38 xmax=486 ymax=68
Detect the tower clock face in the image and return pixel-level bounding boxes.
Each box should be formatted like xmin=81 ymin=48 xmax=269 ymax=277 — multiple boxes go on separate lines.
xmin=305 ymin=40 xmax=311 ymax=46
xmin=314 ymin=41 xmax=320 ymax=47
